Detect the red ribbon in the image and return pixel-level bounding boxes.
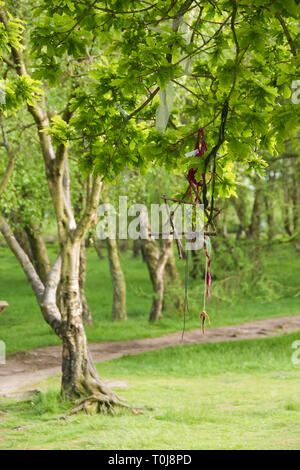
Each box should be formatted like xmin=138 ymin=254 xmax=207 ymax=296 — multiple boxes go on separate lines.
xmin=186 ymin=129 xmax=211 ymax=296
xmin=187 ymin=128 xmax=207 ymax=202
xmin=195 ymin=127 xmax=207 ymax=157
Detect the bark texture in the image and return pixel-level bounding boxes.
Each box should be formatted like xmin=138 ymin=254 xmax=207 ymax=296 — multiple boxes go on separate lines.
xmin=106 ymin=237 xmax=127 ymax=321
xmin=291 ymin=157 xmax=300 ymax=232
xmin=283 ymin=162 xmax=292 ymax=236
xmin=248 ymin=182 xmax=264 ymax=240
xmin=79 ymin=240 xmax=93 ymax=326
xmin=264 ymin=195 xmax=274 ymax=242
xmin=25 ymin=224 xmax=51 ymax=283
xmin=94 ymin=238 xmax=105 ymax=259
xmin=142 ymin=236 xmax=173 ymax=322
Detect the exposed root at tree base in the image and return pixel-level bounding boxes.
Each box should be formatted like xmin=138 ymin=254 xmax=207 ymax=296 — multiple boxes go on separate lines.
xmin=64 ymin=394 xmax=154 ymax=417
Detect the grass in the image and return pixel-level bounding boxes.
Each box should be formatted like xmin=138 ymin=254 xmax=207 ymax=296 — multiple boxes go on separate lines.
xmin=94 ymin=331 xmax=300 ymax=377
xmin=0 ymin=243 xmax=299 ymax=353
xmin=1 ymin=240 xmax=299 ymax=450
xmin=0 ymin=332 xmax=299 ymax=450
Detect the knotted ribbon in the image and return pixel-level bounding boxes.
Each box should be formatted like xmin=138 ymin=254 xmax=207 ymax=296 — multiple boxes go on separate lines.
xmin=195 ymin=127 xmax=208 ymax=157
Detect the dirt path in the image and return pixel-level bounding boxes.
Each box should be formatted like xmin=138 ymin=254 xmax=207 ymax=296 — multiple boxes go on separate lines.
xmin=1 ymin=315 xmax=300 ymax=396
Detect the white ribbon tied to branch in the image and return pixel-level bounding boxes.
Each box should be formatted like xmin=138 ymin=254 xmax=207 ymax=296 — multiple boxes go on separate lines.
xmin=155 ymin=82 xmax=174 ymax=133
xmin=155 ymin=12 xmax=194 ymax=133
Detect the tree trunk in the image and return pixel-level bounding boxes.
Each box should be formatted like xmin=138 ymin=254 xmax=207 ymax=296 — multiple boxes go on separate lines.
xmin=291 ymin=157 xmax=300 ymax=231
xmin=249 ymin=181 xmax=263 ymax=240
xmin=14 ymin=227 xmax=33 ymax=260
xmin=132 ymin=238 xmax=141 ymax=258
xmin=79 ymin=240 xmax=93 ymax=326
xmin=264 ymin=195 xmax=274 ymax=242
xmin=25 ymin=223 xmax=50 ymax=283
xmin=164 ymin=243 xmax=181 ymax=311
xmin=142 ymin=236 xmax=173 ymax=322
xmin=230 ymin=192 xmax=248 ymax=238
xmin=60 ymin=240 xmax=92 ymax=396
xmin=58 ymin=239 xmax=121 ymax=402
xmin=94 ymin=238 xmax=105 ymax=259
xmin=283 ymin=161 xmax=292 ymax=236
xmin=165 ymin=245 xmax=180 ymax=284
xmin=106 ymin=237 xmax=127 ymax=321
xmin=190 ymin=248 xmax=201 ymax=279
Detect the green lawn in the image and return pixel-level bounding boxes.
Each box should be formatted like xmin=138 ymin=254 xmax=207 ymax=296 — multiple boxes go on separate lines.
xmin=0 ymin=243 xmax=299 ymax=353
xmin=1 ymin=333 xmax=299 ymax=450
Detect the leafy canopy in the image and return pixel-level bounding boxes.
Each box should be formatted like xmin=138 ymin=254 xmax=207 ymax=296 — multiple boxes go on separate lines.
xmin=1 ymin=0 xmax=299 ymax=200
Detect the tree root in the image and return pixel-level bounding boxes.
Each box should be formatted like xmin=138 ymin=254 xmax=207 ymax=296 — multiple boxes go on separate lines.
xmin=64 ymin=394 xmax=154 ymax=417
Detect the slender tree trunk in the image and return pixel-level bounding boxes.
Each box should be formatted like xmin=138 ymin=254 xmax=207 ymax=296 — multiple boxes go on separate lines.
xmin=60 ymin=240 xmax=95 ymax=396
xmin=164 ymin=243 xmax=181 ymax=311
xmin=190 ymin=248 xmax=201 ymax=279
xmin=14 ymin=227 xmax=33 ymax=260
xmin=264 ymin=195 xmax=274 ymax=242
xmin=94 ymin=238 xmax=105 ymax=259
xmin=132 ymin=238 xmax=141 ymax=258
xmin=142 ymin=236 xmax=173 ymax=322
xmin=57 ymin=238 xmax=121 ymax=402
xmin=149 ymin=238 xmax=173 ymax=322
xmin=249 ymin=182 xmax=263 ymax=240
xmin=13 ymin=223 xmax=50 ymax=284
xmin=283 ymin=161 xmax=292 ymax=236
xmin=142 ymin=237 xmax=159 ymax=285
xmin=165 ymin=245 xmax=180 ymax=284
xmin=79 ymin=240 xmax=93 ymax=326
xmin=230 ymin=193 xmax=248 ymax=238
xmin=118 ymin=239 xmax=129 ymax=252
xmin=291 ymin=157 xmax=300 ymax=231
xmin=25 ymin=223 xmax=50 ymax=283
xmin=106 ymin=236 xmax=127 ymax=321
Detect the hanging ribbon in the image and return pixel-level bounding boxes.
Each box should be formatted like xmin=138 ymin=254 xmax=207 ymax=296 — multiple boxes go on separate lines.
xmin=199 ymin=235 xmax=212 ymax=335
xmin=183 ymin=129 xmax=213 ymax=336
xmin=186 ymin=128 xmax=207 ymax=202
xmin=155 ymin=82 xmax=174 ymax=133
xmin=195 ymin=128 xmax=208 ymax=157
xmin=186 ymin=168 xmax=203 ymax=201
xmin=203 ymin=235 xmax=211 ymax=297
xmin=182 ymin=249 xmax=189 ymax=341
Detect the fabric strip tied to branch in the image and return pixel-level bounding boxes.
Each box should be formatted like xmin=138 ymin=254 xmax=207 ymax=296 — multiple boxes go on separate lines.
xmin=155 ymin=82 xmax=174 ymax=133
xmin=186 ymin=127 xmax=207 ymax=201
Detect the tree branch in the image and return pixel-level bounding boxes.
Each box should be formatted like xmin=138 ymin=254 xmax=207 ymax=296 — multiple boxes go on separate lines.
xmin=227 ymin=0 xmax=240 ymax=101
xmin=0 ymin=216 xmax=63 ymax=332
xmin=74 ymin=175 xmax=103 ymax=240
xmin=275 ymin=13 xmax=297 ymax=57
xmin=0 ymin=11 xmax=78 ymax=240
xmin=0 ymin=114 xmax=17 ymax=196
xmin=128 ymin=87 xmax=159 ymax=119
xmin=42 ymin=255 xmax=62 ymax=332
xmin=0 ymin=216 xmax=45 ymax=302
xmin=174 ymin=13 xmax=232 ymax=66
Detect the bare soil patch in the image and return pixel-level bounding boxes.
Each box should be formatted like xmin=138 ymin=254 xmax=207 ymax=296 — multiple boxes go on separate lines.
xmin=1 ymin=315 xmax=299 ymax=396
